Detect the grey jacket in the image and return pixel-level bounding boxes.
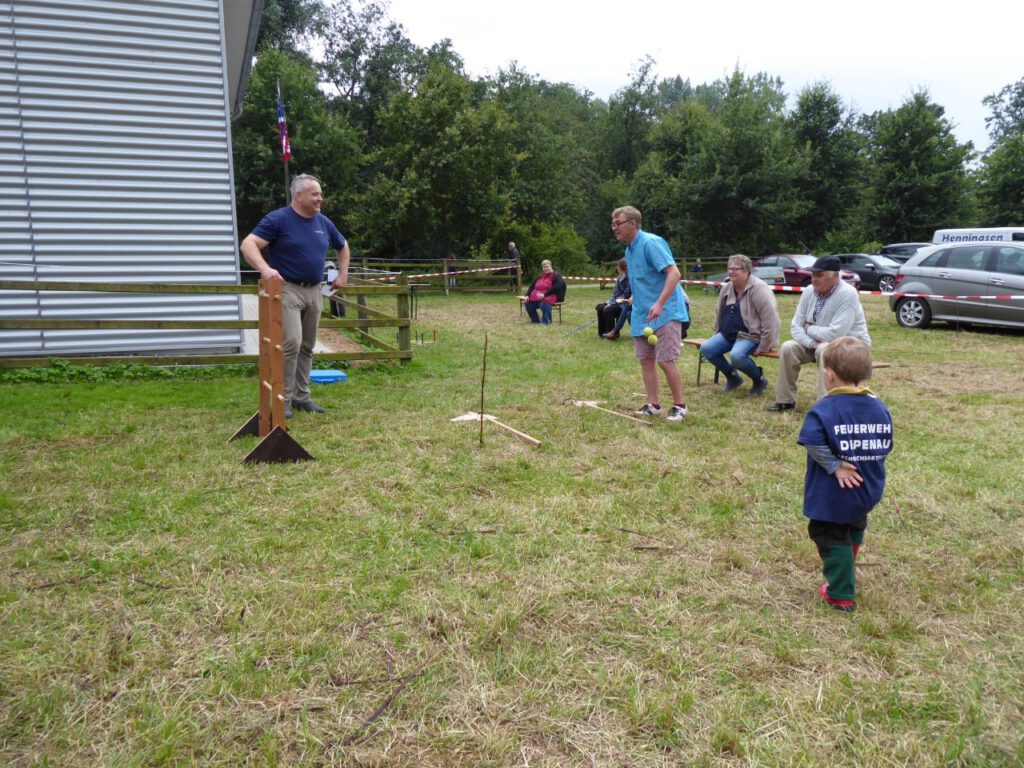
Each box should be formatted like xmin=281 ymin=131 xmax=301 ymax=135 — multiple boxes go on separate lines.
xmin=712 ymin=275 xmax=781 ymax=355
xmin=789 ymin=280 xmax=870 ymax=349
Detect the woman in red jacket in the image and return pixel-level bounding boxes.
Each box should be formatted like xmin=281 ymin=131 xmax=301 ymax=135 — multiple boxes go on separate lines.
xmin=523 ymin=260 xmax=567 ymax=324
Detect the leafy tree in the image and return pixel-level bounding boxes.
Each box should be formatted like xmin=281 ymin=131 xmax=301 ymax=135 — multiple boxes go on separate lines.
xmin=788 ymin=82 xmax=865 ymax=250
xmin=358 ymin=50 xmax=516 ymax=258
xmin=637 ymin=70 xmax=810 ymax=259
xmin=232 ymin=49 xmax=361 ymax=239
xmin=982 ymin=78 xmax=1024 ymax=143
xmin=602 ymin=57 xmax=660 ymax=178
xmin=256 ymin=0 xmax=326 ymax=57
xmin=863 ymin=91 xmax=973 ymax=241
xmin=318 ymin=0 xmax=421 ymax=142
xmin=977 ymin=135 xmax=1024 ymax=224
xmin=976 ymin=78 xmax=1024 ymax=225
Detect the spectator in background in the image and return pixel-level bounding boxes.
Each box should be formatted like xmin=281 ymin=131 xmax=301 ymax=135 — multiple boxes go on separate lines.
xmin=767 ymin=255 xmax=870 ymax=411
xmin=597 ymin=258 xmax=632 ymax=339
xmin=523 ymin=260 xmax=566 ymax=324
xmin=700 ymin=254 xmax=779 ymax=396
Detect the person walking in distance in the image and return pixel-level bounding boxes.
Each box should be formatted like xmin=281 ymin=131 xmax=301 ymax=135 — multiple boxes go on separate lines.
xmin=240 ymin=174 xmax=350 ymax=418
xmin=611 ymin=206 xmax=691 ymax=423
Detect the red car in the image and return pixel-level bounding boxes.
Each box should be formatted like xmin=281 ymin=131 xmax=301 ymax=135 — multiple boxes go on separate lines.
xmin=752 ymin=254 xmax=862 ymax=289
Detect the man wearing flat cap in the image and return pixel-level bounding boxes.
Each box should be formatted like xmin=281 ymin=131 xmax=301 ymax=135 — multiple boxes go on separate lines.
xmin=766 ymin=255 xmax=870 ymax=411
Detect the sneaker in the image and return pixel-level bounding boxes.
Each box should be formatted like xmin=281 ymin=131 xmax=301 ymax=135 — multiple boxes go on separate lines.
xmin=749 ymin=376 xmax=769 ymax=397
xmin=602 ymin=331 xmax=619 ymax=340
xmin=721 ymin=373 xmax=744 ymax=392
xmin=636 ymin=403 xmax=662 ymax=417
xmin=292 ymin=399 xmax=327 ymax=414
xmin=819 ymin=582 xmax=855 ymax=612
xmin=766 ymin=401 xmax=795 ymax=412
xmin=666 ymin=404 xmax=688 ymax=422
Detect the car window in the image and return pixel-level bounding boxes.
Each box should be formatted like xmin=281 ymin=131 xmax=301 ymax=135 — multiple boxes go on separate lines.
xmin=994 ymin=247 xmax=1024 ymax=276
xmin=947 ymin=246 xmax=988 ymax=270
xmin=758 ymin=257 xmax=778 ymax=267
xmin=876 ymin=256 xmax=900 ymax=268
xmin=920 ymin=249 xmax=949 ymax=267
xmin=779 ymin=257 xmax=795 ymax=269
xmin=847 ymin=256 xmax=870 ymax=268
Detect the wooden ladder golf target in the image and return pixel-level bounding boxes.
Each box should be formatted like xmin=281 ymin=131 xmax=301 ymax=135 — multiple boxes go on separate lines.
xmin=229 ymin=277 xmax=313 ymax=464
xmin=450 ymin=412 xmax=541 ymax=447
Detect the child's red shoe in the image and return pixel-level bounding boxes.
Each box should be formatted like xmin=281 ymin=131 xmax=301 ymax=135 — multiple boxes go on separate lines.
xmin=819 ymin=582 xmax=855 ymax=612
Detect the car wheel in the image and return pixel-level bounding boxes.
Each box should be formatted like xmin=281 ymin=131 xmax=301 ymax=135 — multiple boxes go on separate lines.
xmin=895 ymin=298 xmax=931 ymax=329
xmin=878 ymin=275 xmax=896 ymax=293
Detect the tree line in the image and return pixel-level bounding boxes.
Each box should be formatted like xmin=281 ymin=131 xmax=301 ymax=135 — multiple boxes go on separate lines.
xmin=232 ymin=0 xmax=1024 ymax=276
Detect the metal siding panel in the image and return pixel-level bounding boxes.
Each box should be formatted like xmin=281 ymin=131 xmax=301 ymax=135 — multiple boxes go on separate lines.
xmin=1 ymin=0 xmax=244 ymax=358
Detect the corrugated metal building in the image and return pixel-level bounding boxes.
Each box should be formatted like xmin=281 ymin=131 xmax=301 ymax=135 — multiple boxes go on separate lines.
xmin=0 ymin=0 xmax=262 ymax=357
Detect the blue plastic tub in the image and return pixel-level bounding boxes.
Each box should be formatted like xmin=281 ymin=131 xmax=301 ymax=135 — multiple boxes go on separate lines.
xmin=310 ymin=369 xmax=347 ymax=384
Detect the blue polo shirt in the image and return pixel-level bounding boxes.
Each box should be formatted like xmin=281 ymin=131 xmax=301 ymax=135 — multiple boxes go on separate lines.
xmin=624 ymin=229 xmax=689 ymax=335
xmin=251 ymin=206 xmax=346 ymax=283
xmin=798 ymin=392 xmax=893 ymax=523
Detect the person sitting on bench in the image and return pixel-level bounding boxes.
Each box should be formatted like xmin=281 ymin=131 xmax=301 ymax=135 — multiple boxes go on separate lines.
xmin=699 ymin=254 xmax=779 ymax=396
xmin=597 ymin=258 xmax=632 ymax=339
xmin=767 ymin=255 xmax=870 ymax=412
xmin=523 ymin=260 xmax=566 ymax=324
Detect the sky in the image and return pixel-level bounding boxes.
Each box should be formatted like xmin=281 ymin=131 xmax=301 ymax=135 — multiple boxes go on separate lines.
xmin=384 ymin=0 xmax=1020 ymax=154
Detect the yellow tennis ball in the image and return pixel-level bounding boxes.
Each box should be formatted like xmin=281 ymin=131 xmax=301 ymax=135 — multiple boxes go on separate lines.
xmin=643 ymin=326 xmax=654 ymax=336
xmin=647 ymin=334 xmax=659 ymax=346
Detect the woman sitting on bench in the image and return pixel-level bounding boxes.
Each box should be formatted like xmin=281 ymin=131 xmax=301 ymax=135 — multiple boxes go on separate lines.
xmin=524 ymin=260 xmax=566 ymax=325
xmin=699 ymin=254 xmax=780 ymax=396
xmin=597 ymin=258 xmax=632 ymax=339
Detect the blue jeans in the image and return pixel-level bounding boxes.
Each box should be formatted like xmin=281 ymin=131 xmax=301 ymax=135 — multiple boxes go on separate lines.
xmin=612 ymin=305 xmax=630 ymax=333
xmin=525 ymin=301 xmax=552 ymax=324
xmin=699 ymin=333 xmax=762 ymax=381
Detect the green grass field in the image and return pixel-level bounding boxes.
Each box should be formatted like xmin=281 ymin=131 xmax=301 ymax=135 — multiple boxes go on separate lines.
xmin=2 ymin=286 xmax=1022 ymax=767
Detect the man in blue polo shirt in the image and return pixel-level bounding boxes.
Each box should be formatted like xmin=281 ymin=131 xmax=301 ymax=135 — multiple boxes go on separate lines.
xmin=611 ymin=206 xmax=691 ymax=423
xmin=240 ymin=174 xmax=350 ymax=418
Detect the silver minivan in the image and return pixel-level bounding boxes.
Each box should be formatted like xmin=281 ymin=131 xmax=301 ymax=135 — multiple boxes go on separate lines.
xmin=890 ymin=242 xmax=1024 ymax=329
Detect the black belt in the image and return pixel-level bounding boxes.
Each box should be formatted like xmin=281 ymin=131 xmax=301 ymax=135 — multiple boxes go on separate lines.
xmin=286 ymin=280 xmax=320 ymax=287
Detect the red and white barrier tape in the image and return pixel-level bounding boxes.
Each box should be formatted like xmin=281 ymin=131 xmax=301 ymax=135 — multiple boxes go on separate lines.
xmin=371 ymin=265 xmax=515 ymax=281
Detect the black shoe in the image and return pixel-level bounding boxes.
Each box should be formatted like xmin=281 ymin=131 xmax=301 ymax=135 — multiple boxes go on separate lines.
xmin=749 ymin=376 xmax=769 ymax=397
xmin=765 ymin=401 xmax=795 ymax=412
xmin=284 ymin=402 xmax=293 ymax=419
xmin=292 ymin=399 xmax=326 ymax=414
xmin=721 ymin=373 xmax=744 ymax=392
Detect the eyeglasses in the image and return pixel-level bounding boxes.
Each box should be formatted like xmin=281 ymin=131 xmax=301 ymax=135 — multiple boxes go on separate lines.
xmin=611 ymin=219 xmax=633 ymax=229
xmin=726 ymin=267 xmax=744 ymax=272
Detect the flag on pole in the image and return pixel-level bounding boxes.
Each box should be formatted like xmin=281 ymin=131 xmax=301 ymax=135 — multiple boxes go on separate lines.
xmin=276 ymin=79 xmax=292 ymax=163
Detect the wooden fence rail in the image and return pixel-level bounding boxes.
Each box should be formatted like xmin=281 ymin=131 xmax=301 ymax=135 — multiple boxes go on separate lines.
xmin=0 ymin=277 xmax=412 ymax=369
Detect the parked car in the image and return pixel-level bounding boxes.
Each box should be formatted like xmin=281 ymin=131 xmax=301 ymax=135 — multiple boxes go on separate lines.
xmin=834 ymin=253 xmax=901 ymax=292
xmin=879 ymin=242 xmax=931 ymax=263
xmin=752 ymin=254 xmax=861 ymax=289
xmin=889 ymin=242 xmax=1024 ymax=329
xmin=704 ymin=263 xmax=786 ymax=291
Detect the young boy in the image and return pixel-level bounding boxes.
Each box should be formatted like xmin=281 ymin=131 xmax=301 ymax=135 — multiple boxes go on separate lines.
xmin=797 ymin=336 xmax=893 ymax=612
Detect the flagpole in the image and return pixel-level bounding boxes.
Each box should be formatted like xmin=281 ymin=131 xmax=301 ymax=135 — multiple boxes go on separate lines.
xmin=276 ymin=78 xmax=292 ymax=204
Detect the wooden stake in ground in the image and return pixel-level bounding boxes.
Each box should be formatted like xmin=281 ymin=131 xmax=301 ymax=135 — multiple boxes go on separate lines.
xmin=479 ymin=331 xmax=488 ymax=446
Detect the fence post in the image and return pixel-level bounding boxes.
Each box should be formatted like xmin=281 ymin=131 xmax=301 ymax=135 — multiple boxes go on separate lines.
xmin=396 ymin=274 xmax=411 ymax=363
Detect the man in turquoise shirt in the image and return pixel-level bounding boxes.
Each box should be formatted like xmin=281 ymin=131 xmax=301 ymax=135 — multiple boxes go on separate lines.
xmin=612 ymin=206 xmax=691 ymax=423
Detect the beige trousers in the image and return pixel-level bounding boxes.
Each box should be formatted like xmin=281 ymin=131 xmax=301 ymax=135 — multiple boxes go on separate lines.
xmin=281 ymin=282 xmax=323 ymax=405
xmin=774 ymin=339 xmax=828 ymax=405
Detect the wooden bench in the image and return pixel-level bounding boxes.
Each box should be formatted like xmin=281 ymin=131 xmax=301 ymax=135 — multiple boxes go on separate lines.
xmin=682 ymin=337 xmax=890 ymax=386
xmin=518 ymin=296 xmax=563 ymax=324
